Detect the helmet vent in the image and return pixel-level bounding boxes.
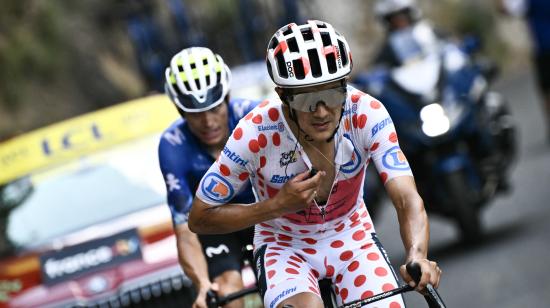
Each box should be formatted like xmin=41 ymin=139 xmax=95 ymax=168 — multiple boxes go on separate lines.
xmin=266 ymin=60 xmax=274 ymax=80
xmin=269 ymin=37 xmax=279 ymax=50
xmin=205 ymin=75 xmax=210 ymax=84
xmin=183 ymin=80 xmax=191 ymax=92
xmin=292 ymin=59 xmax=305 ymax=79
xmin=321 ymin=32 xmax=332 ymax=47
xmin=190 ymin=62 xmax=197 ymax=69
xmin=202 ymin=58 xmax=208 ymax=65
xmin=307 ymin=49 xmax=322 ymax=77
xmin=326 ymin=53 xmax=337 ymax=73
xmin=216 ymin=71 xmax=221 ymax=83
xmin=287 ymin=37 xmax=299 ymax=52
xmin=317 ymin=22 xmax=328 ymax=28
xmin=194 ymin=78 xmax=201 ymax=89
xmin=282 ymin=26 xmax=293 ymax=36
xmin=338 ymin=40 xmax=349 ymax=66
xmin=301 ymin=28 xmax=314 ymax=41
xmin=276 ymin=50 xmax=288 ymax=78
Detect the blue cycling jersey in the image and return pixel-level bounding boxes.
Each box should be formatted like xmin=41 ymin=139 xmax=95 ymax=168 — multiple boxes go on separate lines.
xmin=158 ymin=98 xmax=259 ymax=225
xmin=527 ymin=0 xmax=550 ymax=53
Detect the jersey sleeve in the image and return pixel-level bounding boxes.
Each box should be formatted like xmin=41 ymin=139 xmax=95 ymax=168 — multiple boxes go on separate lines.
xmin=195 ymin=118 xmax=257 ymax=206
xmin=229 ymin=98 xmax=261 ymax=122
xmin=356 ymin=92 xmax=413 ymax=185
xmin=158 ymin=135 xmax=194 ymax=225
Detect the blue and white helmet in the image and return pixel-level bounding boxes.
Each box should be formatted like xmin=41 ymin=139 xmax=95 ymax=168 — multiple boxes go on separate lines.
xmin=374 ymin=0 xmax=421 ymax=20
xmin=165 ymin=47 xmax=231 ymax=113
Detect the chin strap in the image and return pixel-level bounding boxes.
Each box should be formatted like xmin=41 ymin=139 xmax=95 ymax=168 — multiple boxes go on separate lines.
xmin=325 ymin=107 xmax=344 ymax=143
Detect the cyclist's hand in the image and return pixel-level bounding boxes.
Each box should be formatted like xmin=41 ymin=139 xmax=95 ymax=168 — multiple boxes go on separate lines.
xmin=193 ymin=281 xmax=219 ymax=308
xmin=400 ymin=259 xmax=442 ymax=293
xmin=273 ymin=170 xmax=325 ymax=214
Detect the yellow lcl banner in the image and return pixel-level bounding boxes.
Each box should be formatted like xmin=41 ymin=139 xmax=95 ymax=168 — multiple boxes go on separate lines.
xmin=0 ymin=95 xmax=178 ymax=185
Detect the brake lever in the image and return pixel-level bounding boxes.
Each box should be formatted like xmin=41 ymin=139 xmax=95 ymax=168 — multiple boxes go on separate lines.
xmin=206 ymin=289 xmax=220 ymax=308
xmin=406 ymin=262 xmax=447 ymax=308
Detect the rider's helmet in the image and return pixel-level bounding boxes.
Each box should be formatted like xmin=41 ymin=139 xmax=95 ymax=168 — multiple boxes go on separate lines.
xmin=165 ymin=47 xmax=231 ymax=113
xmin=265 ymin=20 xmax=352 ymax=89
xmin=374 ymin=0 xmax=421 ymax=25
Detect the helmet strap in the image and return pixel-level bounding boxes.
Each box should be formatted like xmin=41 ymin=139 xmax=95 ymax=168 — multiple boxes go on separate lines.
xmin=325 ymin=106 xmax=344 ymax=142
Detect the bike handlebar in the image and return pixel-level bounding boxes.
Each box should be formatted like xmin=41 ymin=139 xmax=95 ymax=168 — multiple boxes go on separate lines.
xmin=340 ymin=262 xmax=446 ymax=308
xmin=206 ymin=286 xmax=258 ymax=308
xmin=206 ymin=262 xmax=446 ymax=308
xmin=406 ymin=262 xmax=447 ymax=308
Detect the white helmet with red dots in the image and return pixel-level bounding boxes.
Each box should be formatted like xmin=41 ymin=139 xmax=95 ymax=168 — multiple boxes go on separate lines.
xmin=265 ymin=20 xmax=353 ymax=88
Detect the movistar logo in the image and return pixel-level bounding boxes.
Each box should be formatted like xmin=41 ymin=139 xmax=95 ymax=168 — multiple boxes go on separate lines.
xmin=222 ymin=147 xmax=248 ymax=166
xmin=205 ymin=244 xmax=229 ymax=258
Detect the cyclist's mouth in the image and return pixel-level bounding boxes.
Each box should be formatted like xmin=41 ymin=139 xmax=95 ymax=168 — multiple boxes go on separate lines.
xmin=201 ymin=127 xmax=223 ymax=140
xmin=311 ymin=121 xmax=331 ymax=131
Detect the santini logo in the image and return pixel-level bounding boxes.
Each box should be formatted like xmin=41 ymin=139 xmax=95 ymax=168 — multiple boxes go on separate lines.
xmin=270 ymin=286 xmax=297 ymax=308
xmin=222 ymin=147 xmax=248 ymax=166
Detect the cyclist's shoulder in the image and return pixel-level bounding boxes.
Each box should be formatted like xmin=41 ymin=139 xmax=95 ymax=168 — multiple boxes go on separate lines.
xmin=346 ymin=86 xmax=387 ymax=114
xmin=234 ymin=98 xmax=282 ymax=128
xmin=158 ymin=118 xmax=195 ymax=157
xmin=346 ymin=85 xmax=377 ymax=103
xmin=228 ymin=97 xmax=262 ymax=119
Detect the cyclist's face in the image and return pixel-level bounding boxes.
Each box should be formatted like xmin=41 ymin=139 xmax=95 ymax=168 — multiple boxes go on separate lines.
xmin=386 ymin=11 xmax=413 ymax=32
xmin=282 ymin=80 xmax=345 ymax=142
xmin=185 ymin=101 xmax=229 ymax=146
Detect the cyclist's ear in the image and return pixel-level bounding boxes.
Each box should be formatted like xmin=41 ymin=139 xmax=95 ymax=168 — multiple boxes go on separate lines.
xmin=275 ymin=87 xmax=285 ymax=101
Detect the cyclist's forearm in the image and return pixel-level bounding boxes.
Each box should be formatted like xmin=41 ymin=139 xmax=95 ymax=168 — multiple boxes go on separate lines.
xmin=189 ymin=197 xmax=282 ymax=234
xmin=386 ymin=177 xmax=429 ymax=260
xmin=396 ymin=193 xmax=429 ymax=261
xmin=175 ymin=224 xmax=210 ymax=289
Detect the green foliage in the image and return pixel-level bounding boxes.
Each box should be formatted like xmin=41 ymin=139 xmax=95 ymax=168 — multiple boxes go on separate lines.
xmin=434 ymin=1 xmax=508 ymax=64
xmin=0 ymin=0 xmax=65 ymax=109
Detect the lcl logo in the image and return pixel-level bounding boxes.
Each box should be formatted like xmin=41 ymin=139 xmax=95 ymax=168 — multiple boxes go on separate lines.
xmin=41 ymin=123 xmax=102 ymax=156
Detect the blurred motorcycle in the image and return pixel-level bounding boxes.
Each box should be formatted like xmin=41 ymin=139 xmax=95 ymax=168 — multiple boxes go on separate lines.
xmin=354 ymin=22 xmax=516 ymax=242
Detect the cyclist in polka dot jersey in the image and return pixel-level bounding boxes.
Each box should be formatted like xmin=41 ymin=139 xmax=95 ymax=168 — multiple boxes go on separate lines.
xmin=189 ymin=20 xmax=442 ymax=308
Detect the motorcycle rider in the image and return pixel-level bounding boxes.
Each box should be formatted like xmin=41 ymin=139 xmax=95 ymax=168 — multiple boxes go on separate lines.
xmin=368 ymin=0 xmax=516 ymax=242
xmin=158 ymin=47 xmax=258 ymax=308
xmin=373 ymin=0 xmax=427 ymax=67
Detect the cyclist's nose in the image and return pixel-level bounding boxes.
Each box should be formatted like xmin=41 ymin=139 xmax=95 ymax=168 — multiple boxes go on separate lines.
xmin=203 ymin=112 xmax=217 ymax=128
xmin=311 ymin=101 xmax=330 ymax=116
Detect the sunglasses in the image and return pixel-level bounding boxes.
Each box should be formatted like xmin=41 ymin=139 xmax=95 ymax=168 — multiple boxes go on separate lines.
xmin=284 ymin=85 xmax=347 ymax=112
